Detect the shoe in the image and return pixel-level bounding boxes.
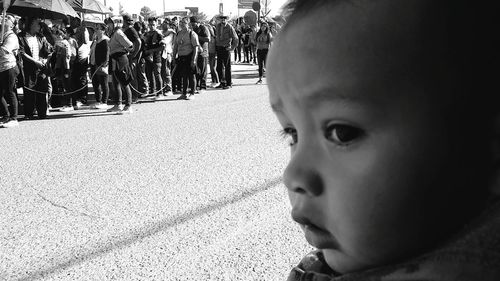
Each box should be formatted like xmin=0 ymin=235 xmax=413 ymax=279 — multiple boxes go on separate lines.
xmin=222 ymin=85 xmax=232 ymax=90
xmin=76 ymin=101 xmax=83 ymax=108
xmin=186 ymin=94 xmax=195 ymax=100
xmin=256 ymin=79 xmax=263 ymax=84
xmin=59 ymin=106 xmax=74 ymax=112
xmin=96 ymin=103 xmax=109 ymax=110
xmin=215 ymin=84 xmax=225 ymax=89
xmin=177 ymin=94 xmax=187 ymax=100
xmin=1 ymin=119 xmax=19 ymax=128
xmin=91 ymin=102 xmax=102 ymax=109
xmin=163 ymin=91 xmax=173 ymax=96
xmin=118 ymin=106 xmax=133 ymax=114
xmin=107 ymin=105 xmax=121 ymax=112
xmin=0 ymin=116 xmax=9 ymax=124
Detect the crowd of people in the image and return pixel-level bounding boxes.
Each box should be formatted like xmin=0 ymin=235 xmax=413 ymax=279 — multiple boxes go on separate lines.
xmin=0 ymin=12 xmax=274 ymax=128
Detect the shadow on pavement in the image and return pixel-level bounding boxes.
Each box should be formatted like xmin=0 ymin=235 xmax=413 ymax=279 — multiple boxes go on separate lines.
xmin=233 ymin=73 xmax=260 ymax=80
xmin=16 ymin=177 xmax=283 ymax=281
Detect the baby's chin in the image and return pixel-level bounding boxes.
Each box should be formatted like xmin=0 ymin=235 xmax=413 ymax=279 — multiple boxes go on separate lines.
xmin=322 ymin=249 xmax=366 ymax=275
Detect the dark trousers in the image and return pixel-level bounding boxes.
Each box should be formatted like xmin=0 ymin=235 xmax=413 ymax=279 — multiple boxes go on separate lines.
xmin=146 ymin=60 xmax=163 ymax=95
xmin=0 ymin=66 xmax=19 ymax=119
xmin=53 ymin=69 xmax=71 ymax=107
xmin=111 ymin=54 xmax=132 ymax=106
xmin=178 ymin=53 xmax=196 ymax=95
xmin=208 ymin=52 xmax=219 ymax=83
xmin=244 ymin=46 xmax=251 ymax=62
xmin=257 ymin=49 xmax=269 ymax=78
xmin=137 ymin=59 xmax=149 ymax=94
xmin=216 ymin=46 xmax=232 ymax=86
xmin=71 ymin=59 xmax=89 ymax=104
xmin=23 ymin=70 xmax=50 ymax=118
xmin=172 ymin=61 xmax=181 ymax=92
xmin=196 ymin=56 xmax=208 ymax=90
xmin=90 ymin=65 xmax=109 ymax=103
xmin=234 ymin=44 xmax=242 ymax=62
xmin=161 ymin=57 xmax=172 ymax=92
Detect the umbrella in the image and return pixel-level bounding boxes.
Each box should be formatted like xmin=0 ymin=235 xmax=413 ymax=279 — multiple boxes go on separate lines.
xmin=67 ymin=0 xmax=111 ymax=15
xmin=4 ymin=0 xmax=78 ymax=20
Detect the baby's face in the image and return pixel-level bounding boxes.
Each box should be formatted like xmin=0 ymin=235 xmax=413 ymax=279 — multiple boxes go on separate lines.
xmin=269 ymin=0 xmax=460 ymax=273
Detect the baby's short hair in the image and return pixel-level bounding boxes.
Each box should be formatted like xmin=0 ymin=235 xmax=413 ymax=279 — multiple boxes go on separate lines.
xmin=280 ymin=0 xmax=499 ymax=140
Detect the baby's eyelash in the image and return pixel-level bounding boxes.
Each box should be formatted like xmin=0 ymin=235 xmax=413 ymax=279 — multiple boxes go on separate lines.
xmin=279 ymin=128 xmax=294 ymax=138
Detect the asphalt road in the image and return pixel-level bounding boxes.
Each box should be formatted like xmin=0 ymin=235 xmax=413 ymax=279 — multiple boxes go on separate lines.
xmin=0 ymin=64 xmax=312 ymax=281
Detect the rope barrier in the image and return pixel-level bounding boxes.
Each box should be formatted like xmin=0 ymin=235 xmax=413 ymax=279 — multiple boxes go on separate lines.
xmin=23 ymin=66 xmax=101 ymax=97
xmin=22 ymin=63 xmax=178 ymax=98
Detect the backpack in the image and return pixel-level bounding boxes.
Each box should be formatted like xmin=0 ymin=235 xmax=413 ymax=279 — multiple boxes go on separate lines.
xmin=1 ymin=31 xmax=24 ymax=88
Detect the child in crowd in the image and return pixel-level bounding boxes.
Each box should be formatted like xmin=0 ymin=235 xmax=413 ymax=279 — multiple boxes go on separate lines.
xmin=267 ymin=0 xmax=500 ymax=280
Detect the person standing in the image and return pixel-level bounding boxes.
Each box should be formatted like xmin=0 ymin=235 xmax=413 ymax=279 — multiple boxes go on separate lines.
xmin=122 ymin=14 xmax=141 ymax=102
xmin=215 ymin=14 xmax=238 ymax=90
xmin=89 ymin=23 xmax=110 ymax=110
xmin=0 ymin=14 xmax=20 ymax=128
xmin=18 ymin=17 xmax=53 ymax=119
xmin=144 ymin=17 xmax=165 ymax=99
xmin=206 ymin=20 xmax=218 ymax=87
xmin=160 ymin=20 xmax=175 ymax=96
xmin=69 ymin=17 xmax=90 ymax=108
xmin=133 ymin=21 xmax=149 ymax=96
xmin=190 ymin=16 xmax=210 ymax=94
xmin=172 ymin=17 xmax=199 ymax=100
xmin=51 ymin=27 xmax=73 ymax=112
xmin=255 ymin=22 xmax=272 ymax=84
xmin=107 ymin=18 xmax=134 ymax=114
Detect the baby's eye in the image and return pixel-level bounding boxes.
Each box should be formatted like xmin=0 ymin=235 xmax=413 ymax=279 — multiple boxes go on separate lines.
xmin=280 ymin=127 xmax=298 ymax=146
xmin=325 ymin=124 xmax=364 ymax=146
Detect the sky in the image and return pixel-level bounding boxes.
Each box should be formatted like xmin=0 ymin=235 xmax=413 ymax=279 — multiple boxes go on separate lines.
xmin=104 ymin=0 xmax=289 ymax=18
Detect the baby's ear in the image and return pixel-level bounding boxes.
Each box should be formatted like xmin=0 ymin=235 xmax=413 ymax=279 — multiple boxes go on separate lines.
xmin=489 ymin=114 xmax=500 ymax=196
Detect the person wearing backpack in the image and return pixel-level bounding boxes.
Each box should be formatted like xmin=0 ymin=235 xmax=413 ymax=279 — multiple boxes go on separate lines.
xmin=0 ymin=14 xmax=20 ymax=128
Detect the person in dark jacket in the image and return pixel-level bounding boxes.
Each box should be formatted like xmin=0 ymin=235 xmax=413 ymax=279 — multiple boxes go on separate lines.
xmin=89 ymin=23 xmax=110 ymax=110
xmin=17 ymin=17 xmax=52 ymax=119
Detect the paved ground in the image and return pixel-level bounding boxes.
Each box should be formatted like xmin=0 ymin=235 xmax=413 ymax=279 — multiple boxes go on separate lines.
xmin=0 ymin=64 xmax=312 ymax=281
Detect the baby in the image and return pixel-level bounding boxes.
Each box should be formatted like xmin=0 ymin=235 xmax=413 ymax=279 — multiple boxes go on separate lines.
xmin=267 ymin=0 xmax=500 ymax=280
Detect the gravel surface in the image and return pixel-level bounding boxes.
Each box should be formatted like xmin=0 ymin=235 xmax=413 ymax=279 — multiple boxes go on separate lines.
xmin=0 ymin=64 xmax=312 ymax=281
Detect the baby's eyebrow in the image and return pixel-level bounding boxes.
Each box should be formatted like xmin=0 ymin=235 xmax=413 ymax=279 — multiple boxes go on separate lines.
xmin=305 ymin=88 xmax=367 ymax=107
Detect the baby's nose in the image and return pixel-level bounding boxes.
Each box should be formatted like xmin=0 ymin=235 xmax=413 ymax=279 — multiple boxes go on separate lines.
xmin=283 ymin=149 xmax=324 ymax=197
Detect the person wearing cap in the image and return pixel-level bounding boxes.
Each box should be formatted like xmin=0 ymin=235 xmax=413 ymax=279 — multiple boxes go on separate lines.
xmin=122 ymin=13 xmax=142 ymax=102
xmin=144 ymin=17 xmax=165 ymax=99
xmin=0 ymin=14 xmax=20 ymax=128
xmin=215 ymin=14 xmax=238 ymax=89
xmin=190 ymin=16 xmax=210 ymax=94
